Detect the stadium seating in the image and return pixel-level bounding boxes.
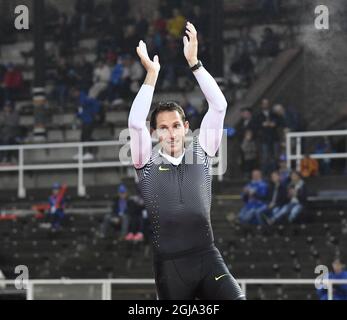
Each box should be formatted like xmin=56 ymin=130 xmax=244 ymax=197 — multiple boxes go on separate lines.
xmin=0 ymin=177 xmax=346 ymax=300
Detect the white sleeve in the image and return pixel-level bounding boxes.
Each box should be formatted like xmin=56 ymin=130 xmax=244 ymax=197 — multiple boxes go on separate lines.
xmin=128 ymin=84 xmax=154 ymax=169
xmin=194 ymin=67 xmax=228 ymax=157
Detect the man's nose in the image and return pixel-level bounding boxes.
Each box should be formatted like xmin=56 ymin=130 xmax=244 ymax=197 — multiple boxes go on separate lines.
xmin=168 ymin=128 xmax=176 ymax=138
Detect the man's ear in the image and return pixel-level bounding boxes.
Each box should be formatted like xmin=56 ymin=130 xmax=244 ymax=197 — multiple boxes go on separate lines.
xmin=184 ymin=121 xmax=190 ymax=134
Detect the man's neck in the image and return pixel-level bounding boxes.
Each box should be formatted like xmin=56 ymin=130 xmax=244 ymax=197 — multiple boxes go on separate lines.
xmin=159 ymin=148 xmax=186 ymax=166
xmin=160 ymin=148 xmax=185 ymax=158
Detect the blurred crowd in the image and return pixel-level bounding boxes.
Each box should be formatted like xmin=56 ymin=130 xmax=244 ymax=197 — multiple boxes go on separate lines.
xmin=234 ymin=98 xmax=335 ymax=178
xmin=34 ymin=181 xmax=150 ymax=243
xmin=239 ymin=168 xmax=307 ymax=225
xmin=0 ymin=0 xmax=211 ymax=161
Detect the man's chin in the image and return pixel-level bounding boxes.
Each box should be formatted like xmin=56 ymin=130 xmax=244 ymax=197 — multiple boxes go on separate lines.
xmin=163 ymin=146 xmax=182 ymax=157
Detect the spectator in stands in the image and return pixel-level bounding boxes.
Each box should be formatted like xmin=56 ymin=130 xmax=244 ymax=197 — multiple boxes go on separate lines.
xmin=278 ymin=157 xmax=291 ymax=185
xmin=0 ymin=101 xmax=20 ymax=163
xmin=239 ymin=169 xmax=268 ymax=225
xmin=145 ymin=25 xmax=165 ymax=58
xmin=54 ymin=14 xmax=75 ymax=57
xmin=53 ymin=58 xmax=73 ymax=108
xmin=262 ymin=170 xmax=288 ymax=225
xmin=107 ymin=54 xmax=144 ymax=104
xmin=234 ymin=27 xmax=258 ymax=59
xmin=48 ymin=183 xmax=67 ymax=231
xmin=99 ymin=183 xmax=130 ymax=238
xmin=317 ymin=259 xmax=347 ymax=300
xmin=108 ymin=56 xmax=126 ymax=104
xmin=300 ymin=153 xmax=319 ymax=178
xmin=272 ymin=104 xmax=296 ymax=157
xmin=122 ymin=55 xmax=144 ymax=97
xmin=89 ymin=60 xmax=111 ymax=99
xmin=236 ymin=107 xmax=256 ymax=140
xmin=121 ymin=25 xmax=139 ymax=56
xmin=258 ymin=27 xmax=280 ymax=58
xmin=72 ymin=87 xmax=101 ymax=160
xmin=269 ymin=171 xmax=306 ymax=224
xmin=255 ymin=98 xmax=280 ymax=175
xmin=3 ymin=63 xmax=23 ymax=103
xmin=167 ymin=8 xmax=186 ymax=39
xmin=73 ymin=57 xmax=93 ymax=93
xmin=236 ymin=107 xmax=257 ymax=173
xmin=159 ymin=34 xmax=181 ymax=90
xmin=241 ymin=130 xmax=258 ymax=178
xmin=314 ymin=137 xmax=332 ymax=175
xmin=133 ymin=11 xmax=149 ymax=40
xmin=125 ymin=191 xmax=146 ymax=242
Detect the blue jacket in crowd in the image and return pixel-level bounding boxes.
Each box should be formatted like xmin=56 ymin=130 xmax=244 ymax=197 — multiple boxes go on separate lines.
xmin=242 ymin=180 xmax=268 ymax=208
xmin=77 ymin=91 xmax=100 ymax=124
xmin=317 ymin=271 xmax=347 ymax=300
xmin=111 ymin=63 xmax=124 ymax=86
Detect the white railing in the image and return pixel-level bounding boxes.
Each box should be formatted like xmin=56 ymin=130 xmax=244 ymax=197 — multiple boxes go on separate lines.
xmin=0 ymin=137 xmax=226 ymax=199
xmin=0 ymin=140 xmax=129 ymax=198
xmin=286 ymin=130 xmax=347 ymax=170
xmin=0 ymin=278 xmax=346 ymax=300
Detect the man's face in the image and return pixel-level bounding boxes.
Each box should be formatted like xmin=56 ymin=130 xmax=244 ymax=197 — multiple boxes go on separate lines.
xmin=291 ymin=172 xmax=300 ymax=182
xmin=119 ymin=192 xmax=127 ymax=199
xmin=261 ymin=99 xmax=270 ymax=110
xmin=252 ymin=170 xmax=262 ymax=181
xmin=72 ymin=89 xmax=80 ymax=99
xmin=155 ymin=111 xmax=189 ymax=157
xmin=271 ymin=172 xmax=280 ymax=184
xmin=241 ymin=110 xmax=251 ymax=120
xmin=332 ymin=260 xmax=343 ymax=274
xmin=279 ymin=161 xmax=287 ymax=169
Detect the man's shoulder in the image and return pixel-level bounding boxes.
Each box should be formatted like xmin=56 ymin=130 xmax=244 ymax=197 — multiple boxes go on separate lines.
xmin=134 ymin=151 xmax=161 ymax=171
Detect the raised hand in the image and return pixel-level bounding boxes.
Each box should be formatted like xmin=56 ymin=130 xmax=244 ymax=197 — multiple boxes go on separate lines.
xmin=136 ymin=40 xmax=160 ymax=75
xmin=183 ymin=21 xmax=199 ymax=67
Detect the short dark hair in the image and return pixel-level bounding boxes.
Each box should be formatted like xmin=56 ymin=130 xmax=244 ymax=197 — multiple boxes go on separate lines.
xmin=150 ymin=101 xmax=186 ymax=129
xmin=241 ymin=107 xmax=252 ymax=113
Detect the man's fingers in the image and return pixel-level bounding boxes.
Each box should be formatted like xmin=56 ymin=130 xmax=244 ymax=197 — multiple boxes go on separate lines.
xmin=137 ymin=40 xmax=149 ymax=60
xmin=183 ymin=36 xmax=189 ymax=47
xmin=136 ymin=46 xmax=145 ymax=61
xmin=139 ymin=40 xmax=149 ymax=57
xmin=187 ymin=21 xmax=197 ymax=34
xmin=185 ymin=29 xmax=195 ymax=41
xmin=154 ymin=55 xmax=159 ymax=64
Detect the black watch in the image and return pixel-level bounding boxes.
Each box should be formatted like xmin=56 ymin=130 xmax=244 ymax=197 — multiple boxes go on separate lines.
xmin=190 ymin=60 xmax=203 ymax=72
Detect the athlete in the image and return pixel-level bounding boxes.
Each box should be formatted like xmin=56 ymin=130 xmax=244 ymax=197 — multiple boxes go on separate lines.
xmin=128 ymin=22 xmax=245 ymax=300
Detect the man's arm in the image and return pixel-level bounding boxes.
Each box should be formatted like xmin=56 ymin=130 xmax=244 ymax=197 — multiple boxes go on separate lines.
xmin=184 ymin=22 xmax=228 ymax=157
xmin=128 ymin=41 xmax=160 ymax=169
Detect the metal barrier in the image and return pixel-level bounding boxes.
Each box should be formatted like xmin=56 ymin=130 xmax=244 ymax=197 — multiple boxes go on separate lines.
xmin=0 ymin=136 xmax=226 ymax=199
xmin=0 ymin=278 xmax=346 ymax=300
xmin=286 ymin=130 xmax=347 ymax=170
